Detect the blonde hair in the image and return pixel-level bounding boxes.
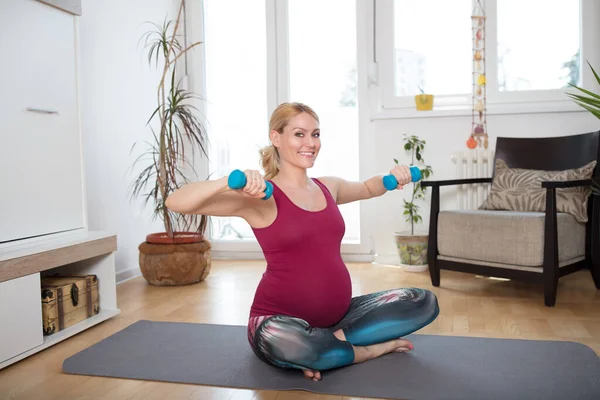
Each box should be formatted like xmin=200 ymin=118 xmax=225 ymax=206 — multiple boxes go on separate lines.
xmin=259 ymin=102 xmax=319 ymax=180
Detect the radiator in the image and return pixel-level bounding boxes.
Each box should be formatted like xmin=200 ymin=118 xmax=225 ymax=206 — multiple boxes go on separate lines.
xmin=452 ymin=149 xmax=495 ymax=209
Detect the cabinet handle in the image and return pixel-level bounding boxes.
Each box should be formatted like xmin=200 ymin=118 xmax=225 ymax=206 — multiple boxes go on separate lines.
xmin=26 ymin=107 xmax=59 ymax=114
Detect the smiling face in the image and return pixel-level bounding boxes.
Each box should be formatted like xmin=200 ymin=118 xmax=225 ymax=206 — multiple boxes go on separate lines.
xmin=270 ymin=111 xmax=321 ymax=170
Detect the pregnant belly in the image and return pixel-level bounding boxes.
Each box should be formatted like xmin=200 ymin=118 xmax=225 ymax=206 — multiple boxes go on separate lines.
xmin=252 ymin=266 xmax=352 ymax=328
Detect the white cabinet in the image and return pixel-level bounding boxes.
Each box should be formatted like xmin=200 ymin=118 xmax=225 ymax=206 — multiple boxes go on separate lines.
xmin=0 ymin=1 xmax=120 ymax=371
xmin=0 ymin=231 xmax=120 ymax=370
xmin=0 ymin=0 xmax=84 ymax=243
xmin=0 ymin=274 xmax=44 ymax=362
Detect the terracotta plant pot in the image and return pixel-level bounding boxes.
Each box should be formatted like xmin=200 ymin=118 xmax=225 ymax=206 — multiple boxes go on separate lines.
xmin=146 ymin=232 xmax=205 ymax=244
xmin=138 ymin=232 xmax=211 ymax=286
xmin=394 ymin=233 xmax=428 ymax=272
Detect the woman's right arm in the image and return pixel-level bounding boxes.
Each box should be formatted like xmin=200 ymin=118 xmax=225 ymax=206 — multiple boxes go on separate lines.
xmin=164 ymin=170 xmax=267 ymax=218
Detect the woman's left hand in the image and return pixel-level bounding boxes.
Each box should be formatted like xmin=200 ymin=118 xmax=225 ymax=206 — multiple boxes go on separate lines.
xmin=389 ymin=165 xmax=412 ymax=189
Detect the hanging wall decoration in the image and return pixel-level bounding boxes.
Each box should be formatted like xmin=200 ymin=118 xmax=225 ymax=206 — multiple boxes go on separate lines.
xmin=468 ymin=0 xmax=488 ymax=149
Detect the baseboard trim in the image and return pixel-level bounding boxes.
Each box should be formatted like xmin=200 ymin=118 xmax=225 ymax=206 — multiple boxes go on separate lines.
xmin=374 ymin=253 xmax=400 ymax=266
xmin=211 ymin=251 xmax=264 ymax=260
xmin=344 ymin=253 xmax=375 ymax=263
xmin=116 ymin=267 xmax=141 ymax=284
xmin=211 ymin=251 xmax=375 ymax=263
xmin=119 ymin=252 xmax=377 ymax=283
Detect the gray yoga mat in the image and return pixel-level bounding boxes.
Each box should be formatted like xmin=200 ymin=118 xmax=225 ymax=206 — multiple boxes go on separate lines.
xmin=63 ymin=320 xmax=600 ymax=400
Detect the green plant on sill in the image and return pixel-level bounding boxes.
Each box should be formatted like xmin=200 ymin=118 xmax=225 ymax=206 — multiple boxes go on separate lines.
xmin=566 ymin=60 xmax=600 ymax=195
xmin=417 ymin=85 xmax=429 ymax=104
xmin=394 ymin=134 xmax=433 ymax=235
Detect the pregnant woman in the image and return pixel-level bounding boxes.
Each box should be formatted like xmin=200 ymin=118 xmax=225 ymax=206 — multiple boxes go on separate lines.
xmin=166 ymin=102 xmax=439 ymax=381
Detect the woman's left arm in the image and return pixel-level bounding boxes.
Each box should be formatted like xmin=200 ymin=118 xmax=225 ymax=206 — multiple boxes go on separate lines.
xmin=319 ymin=165 xmax=412 ymax=205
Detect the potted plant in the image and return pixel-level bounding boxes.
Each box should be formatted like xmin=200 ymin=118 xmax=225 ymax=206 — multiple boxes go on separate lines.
xmin=567 ymin=60 xmax=600 ymax=195
xmin=130 ymin=2 xmax=211 ymax=286
xmin=394 ymin=134 xmax=433 ymax=272
xmin=414 ymin=86 xmax=434 ymax=111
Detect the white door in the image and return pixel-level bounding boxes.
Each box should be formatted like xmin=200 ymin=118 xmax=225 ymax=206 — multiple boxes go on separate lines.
xmin=0 ymin=0 xmax=84 ymax=243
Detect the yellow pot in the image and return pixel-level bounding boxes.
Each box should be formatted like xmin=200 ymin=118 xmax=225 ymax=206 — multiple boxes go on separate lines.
xmin=415 ymin=94 xmax=434 ymax=111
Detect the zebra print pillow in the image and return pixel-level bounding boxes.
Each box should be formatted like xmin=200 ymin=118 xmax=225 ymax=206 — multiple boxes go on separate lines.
xmin=479 ymin=159 xmax=597 ymax=223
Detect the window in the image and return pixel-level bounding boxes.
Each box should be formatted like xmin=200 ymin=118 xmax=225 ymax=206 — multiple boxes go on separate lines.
xmin=497 ymin=0 xmax=580 ymax=92
xmin=288 ymin=0 xmax=360 ymax=242
xmin=376 ymin=0 xmax=591 ymax=112
xmin=204 ymin=0 xmax=269 ymax=241
xmin=203 ymin=0 xmax=362 ymax=248
xmin=393 ymin=0 xmax=472 ymax=97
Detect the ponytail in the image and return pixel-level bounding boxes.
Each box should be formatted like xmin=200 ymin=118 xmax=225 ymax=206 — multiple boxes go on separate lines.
xmin=259 ymin=144 xmax=280 ymax=181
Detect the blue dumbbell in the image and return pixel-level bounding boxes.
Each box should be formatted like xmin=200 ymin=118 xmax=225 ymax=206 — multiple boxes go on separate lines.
xmin=227 ymin=169 xmax=273 ymax=200
xmin=382 ymin=166 xmax=422 ymax=190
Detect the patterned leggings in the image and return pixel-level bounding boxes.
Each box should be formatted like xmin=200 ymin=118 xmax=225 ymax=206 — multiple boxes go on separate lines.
xmin=247 ymin=288 xmax=439 ymax=371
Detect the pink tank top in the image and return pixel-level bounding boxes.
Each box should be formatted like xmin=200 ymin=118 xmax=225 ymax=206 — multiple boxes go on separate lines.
xmin=249 ymin=178 xmax=352 ymax=328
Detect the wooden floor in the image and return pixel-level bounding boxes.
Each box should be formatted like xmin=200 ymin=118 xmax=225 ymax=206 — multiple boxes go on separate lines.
xmin=1 ymin=260 xmax=599 ymax=399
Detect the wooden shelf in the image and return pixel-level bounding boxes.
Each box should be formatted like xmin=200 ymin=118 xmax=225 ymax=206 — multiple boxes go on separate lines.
xmin=0 ymin=309 xmax=120 ymax=370
xmin=0 ymin=231 xmax=117 ymax=282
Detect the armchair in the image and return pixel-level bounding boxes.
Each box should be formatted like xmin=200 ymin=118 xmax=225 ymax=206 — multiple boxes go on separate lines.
xmin=422 ymin=131 xmax=600 ymax=306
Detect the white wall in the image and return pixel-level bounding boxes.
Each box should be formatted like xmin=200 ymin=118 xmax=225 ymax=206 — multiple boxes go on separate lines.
xmin=79 ymin=0 xmax=180 ymax=282
xmin=367 ymin=110 xmax=600 ymax=264
xmin=77 ymin=0 xmax=600 ymax=275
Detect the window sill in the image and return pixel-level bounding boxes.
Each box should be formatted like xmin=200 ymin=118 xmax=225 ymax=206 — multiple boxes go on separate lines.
xmin=209 ymin=239 xmax=372 ymax=261
xmin=370 ymin=100 xmax=586 ymax=120
xmin=209 ymin=238 xmax=365 ymax=250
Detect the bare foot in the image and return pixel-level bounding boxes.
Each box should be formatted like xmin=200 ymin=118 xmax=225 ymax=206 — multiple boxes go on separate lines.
xmin=333 ymin=329 xmax=414 ymax=363
xmin=303 ymin=369 xmax=322 ymax=381
xmin=392 ymin=338 xmax=414 ymax=353
xmin=352 ymin=337 xmax=414 ymax=363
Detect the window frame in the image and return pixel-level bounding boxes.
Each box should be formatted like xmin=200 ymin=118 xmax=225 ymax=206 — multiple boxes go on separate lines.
xmin=192 ymin=0 xmax=374 ymax=259
xmin=374 ymin=0 xmax=600 ymax=116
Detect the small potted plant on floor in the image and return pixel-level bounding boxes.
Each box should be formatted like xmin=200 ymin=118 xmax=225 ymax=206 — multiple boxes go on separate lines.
xmin=394 ymin=134 xmax=433 ymax=272
xmin=130 ymin=1 xmax=211 ymax=286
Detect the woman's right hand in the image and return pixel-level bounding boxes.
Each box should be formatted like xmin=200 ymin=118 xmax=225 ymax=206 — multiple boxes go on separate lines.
xmin=240 ymin=169 xmax=268 ymax=199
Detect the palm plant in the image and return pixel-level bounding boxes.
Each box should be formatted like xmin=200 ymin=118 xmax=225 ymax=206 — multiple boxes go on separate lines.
xmin=130 ymin=1 xmax=209 ymax=238
xmin=567 ymin=60 xmax=600 ymax=195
